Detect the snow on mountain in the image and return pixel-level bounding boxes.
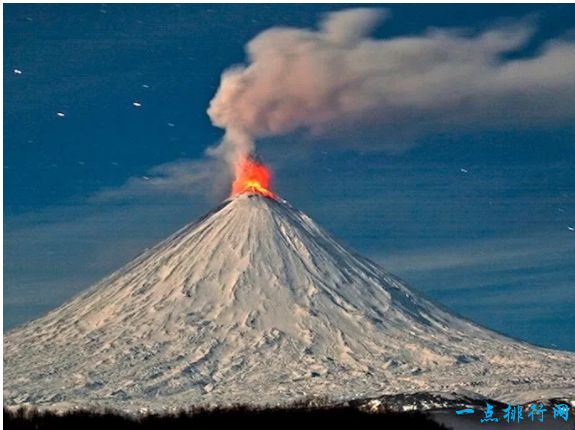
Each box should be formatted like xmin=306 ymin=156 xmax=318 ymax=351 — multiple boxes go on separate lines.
xmin=4 ymin=193 xmax=574 ymax=410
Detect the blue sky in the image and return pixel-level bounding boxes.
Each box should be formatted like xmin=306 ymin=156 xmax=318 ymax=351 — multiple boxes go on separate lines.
xmin=4 ymin=4 xmax=575 ymax=350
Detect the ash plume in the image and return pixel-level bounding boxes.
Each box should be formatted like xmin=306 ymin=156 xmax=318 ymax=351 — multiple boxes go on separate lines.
xmin=208 ymin=7 xmax=575 ymax=166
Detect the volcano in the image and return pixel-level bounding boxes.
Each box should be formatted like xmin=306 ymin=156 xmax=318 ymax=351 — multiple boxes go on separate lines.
xmin=4 ymin=192 xmax=574 ymax=410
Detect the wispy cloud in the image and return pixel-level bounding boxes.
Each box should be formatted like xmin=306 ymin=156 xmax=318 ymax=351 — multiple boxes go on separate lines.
xmin=91 ymin=158 xmax=231 ymax=203
xmin=377 ymin=234 xmax=575 ymax=276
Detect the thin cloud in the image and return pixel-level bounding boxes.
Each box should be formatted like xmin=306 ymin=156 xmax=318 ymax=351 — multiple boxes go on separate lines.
xmin=377 ymin=234 xmax=575 ymax=276
xmin=92 ymin=158 xmax=231 ymax=202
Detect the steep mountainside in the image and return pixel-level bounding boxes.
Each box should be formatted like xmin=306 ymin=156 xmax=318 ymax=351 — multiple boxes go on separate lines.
xmin=4 ymin=193 xmax=574 ymax=410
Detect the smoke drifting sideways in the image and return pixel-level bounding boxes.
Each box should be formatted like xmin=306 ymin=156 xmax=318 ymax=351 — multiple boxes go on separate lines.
xmin=98 ymin=8 xmax=575 ymax=203
xmin=207 ymin=7 xmax=575 ymax=168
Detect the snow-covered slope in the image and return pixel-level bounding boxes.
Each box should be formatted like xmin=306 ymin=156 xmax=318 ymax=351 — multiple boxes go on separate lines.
xmin=4 ymin=193 xmax=574 ymax=410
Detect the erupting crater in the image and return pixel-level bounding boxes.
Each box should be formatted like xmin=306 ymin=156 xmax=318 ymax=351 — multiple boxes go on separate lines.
xmin=231 ymin=157 xmax=277 ymax=199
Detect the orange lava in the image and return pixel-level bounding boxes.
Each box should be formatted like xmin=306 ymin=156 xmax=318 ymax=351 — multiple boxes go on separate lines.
xmin=231 ymin=158 xmax=277 ymax=199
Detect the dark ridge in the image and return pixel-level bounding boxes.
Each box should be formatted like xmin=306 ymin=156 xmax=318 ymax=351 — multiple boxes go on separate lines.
xmin=4 ymin=405 xmax=448 ymax=429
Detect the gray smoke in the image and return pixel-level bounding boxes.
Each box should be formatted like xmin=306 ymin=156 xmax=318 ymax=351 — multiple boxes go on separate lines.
xmin=208 ymin=8 xmax=575 ymax=165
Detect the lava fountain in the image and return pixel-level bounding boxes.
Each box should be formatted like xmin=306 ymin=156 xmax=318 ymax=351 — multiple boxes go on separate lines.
xmin=230 ymin=157 xmax=277 ymax=199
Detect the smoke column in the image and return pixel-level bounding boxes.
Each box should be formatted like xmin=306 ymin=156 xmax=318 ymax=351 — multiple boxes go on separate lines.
xmin=207 ymin=8 xmax=575 ymax=169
